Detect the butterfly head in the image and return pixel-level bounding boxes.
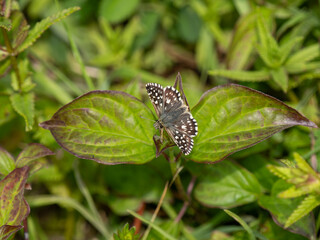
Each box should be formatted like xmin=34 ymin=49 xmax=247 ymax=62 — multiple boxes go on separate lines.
xmin=153 ymin=120 xmax=163 ymax=130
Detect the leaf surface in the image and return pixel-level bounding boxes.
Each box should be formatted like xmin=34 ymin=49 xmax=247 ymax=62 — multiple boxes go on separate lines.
xmin=99 ymin=0 xmax=140 ymax=23
xmin=16 ymin=7 xmax=80 ymax=53
xmin=0 ymin=147 xmax=15 ymax=176
xmin=40 ymin=91 xmax=155 ymax=164
xmin=259 ymin=180 xmax=315 ymax=239
xmin=15 ymin=143 xmax=54 ymax=168
xmin=208 ymin=70 xmax=270 ymax=82
xmin=10 ymin=92 xmax=34 ymax=131
xmin=194 ymin=161 xmax=263 ymax=208
xmin=0 ymin=167 xmax=30 ymax=240
xmin=189 ymin=84 xmax=317 ymax=162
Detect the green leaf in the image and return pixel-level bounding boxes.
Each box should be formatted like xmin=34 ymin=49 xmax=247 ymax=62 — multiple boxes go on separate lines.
xmin=285 ymin=194 xmax=320 ymax=228
xmin=194 ymin=161 xmax=263 ymax=208
xmin=258 ymin=180 xmax=315 ymax=239
xmin=0 ymin=96 xmax=14 ymax=127
xmin=226 ymin=11 xmax=257 ymax=70
xmin=196 ymin=27 xmax=218 ymax=71
xmin=293 ymin=152 xmax=315 ymax=174
xmin=16 ymin=6 xmax=80 ymax=53
xmin=189 ymin=84 xmax=317 ymax=162
xmin=279 ymin=37 xmax=303 ymax=64
xmin=0 ymin=17 xmax=12 ymax=31
xmin=40 ymin=91 xmax=155 ymax=164
xmin=99 ymin=0 xmax=140 ymax=23
xmin=0 ymin=147 xmax=15 ymax=176
xmin=224 ymin=209 xmax=256 ymax=240
xmin=208 ymin=69 xmax=270 ymax=82
xmin=10 ymin=92 xmax=34 ymax=131
xmin=177 ymin=7 xmax=202 ymax=43
xmin=0 ymin=59 xmax=10 ymax=73
xmin=33 ymin=71 xmax=73 ymax=105
xmin=133 ymin=11 xmax=159 ymax=49
xmin=285 ymin=62 xmax=320 ymax=75
xmin=0 ymin=225 xmax=23 ymax=240
xmin=286 ymin=44 xmax=320 ymax=66
xmin=15 ymin=143 xmax=54 ymax=168
xmin=270 ymin=67 xmax=288 ymax=92
xmin=127 ymin=210 xmax=178 ymax=240
xmin=113 ymin=223 xmax=140 ymax=240
xmin=0 ymin=167 xmax=30 ymax=240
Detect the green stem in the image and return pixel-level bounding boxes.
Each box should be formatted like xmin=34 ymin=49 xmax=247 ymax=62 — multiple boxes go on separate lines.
xmin=169 ymin=150 xmax=188 ymax=201
xmin=2 ymin=28 xmax=22 ymax=91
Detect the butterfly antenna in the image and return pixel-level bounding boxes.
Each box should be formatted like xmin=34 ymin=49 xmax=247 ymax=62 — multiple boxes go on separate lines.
xmin=139 ymin=115 xmax=156 ymax=122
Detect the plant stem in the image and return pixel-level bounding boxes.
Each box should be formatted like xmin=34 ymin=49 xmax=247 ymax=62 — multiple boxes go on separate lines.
xmin=169 ymin=150 xmax=188 ymax=201
xmin=142 ymin=182 xmax=169 ymax=240
xmin=2 ymin=28 xmax=22 ymax=91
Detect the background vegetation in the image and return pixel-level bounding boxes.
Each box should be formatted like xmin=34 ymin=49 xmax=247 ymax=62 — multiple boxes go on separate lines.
xmin=0 ymin=0 xmax=320 ymax=239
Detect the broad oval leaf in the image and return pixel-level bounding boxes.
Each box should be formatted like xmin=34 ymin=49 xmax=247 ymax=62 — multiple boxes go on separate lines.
xmin=194 ymin=161 xmax=263 ymax=208
xmin=0 ymin=166 xmax=30 ymax=239
xmin=40 ymin=91 xmax=156 ymax=164
xmin=189 ymin=84 xmax=317 ymax=162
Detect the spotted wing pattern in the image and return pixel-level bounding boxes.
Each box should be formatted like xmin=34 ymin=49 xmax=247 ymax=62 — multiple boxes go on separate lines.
xmin=163 ymin=86 xmax=182 ymax=111
xmin=146 ymin=83 xmax=198 ymax=155
xmin=146 ymin=83 xmax=164 ymax=117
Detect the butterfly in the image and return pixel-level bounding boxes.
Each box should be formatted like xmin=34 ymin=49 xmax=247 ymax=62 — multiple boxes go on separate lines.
xmin=146 ymin=83 xmax=198 ymax=155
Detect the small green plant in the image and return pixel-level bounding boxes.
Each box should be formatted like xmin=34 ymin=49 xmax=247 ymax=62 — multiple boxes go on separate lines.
xmin=113 ymin=223 xmax=140 ymax=240
xmin=209 ymin=7 xmax=320 ymax=92
xmin=40 ymin=73 xmax=317 ymax=239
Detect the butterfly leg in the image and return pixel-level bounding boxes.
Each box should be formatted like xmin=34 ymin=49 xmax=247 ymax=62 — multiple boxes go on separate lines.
xmin=160 ymin=128 xmax=164 ymax=143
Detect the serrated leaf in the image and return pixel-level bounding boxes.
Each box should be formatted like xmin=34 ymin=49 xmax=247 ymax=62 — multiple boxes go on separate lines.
xmin=10 ymin=92 xmax=34 ymax=131
xmin=0 ymin=17 xmax=12 ymax=31
xmin=188 ymin=84 xmax=317 ymax=162
xmin=15 ymin=143 xmax=54 ymax=168
xmin=267 ymin=165 xmax=295 ymax=180
xmin=208 ymin=69 xmax=270 ymax=82
xmin=16 ymin=6 xmax=80 ymax=53
xmin=259 ymin=180 xmax=315 ymax=238
xmin=293 ymin=153 xmax=315 ymax=174
xmin=286 ymin=44 xmax=320 ymax=66
xmin=113 ymin=223 xmax=139 ymax=240
xmin=279 ymin=37 xmax=303 ymax=64
xmin=270 ymin=67 xmax=288 ymax=92
xmin=286 ymin=62 xmax=320 ymax=74
xmin=40 ymin=91 xmax=155 ymax=164
xmin=194 ymin=161 xmax=263 ymax=208
xmin=278 ymin=186 xmax=311 ymax=199
xmin=255 ymin=44 xmax=275 ymax=68
xmin=285 ymin=194 xmax=320 ymax=228
xmin=0 ymin=147 xmax=15 ymax=176
xmin=0 ymin=167 xmax=30 ymax=240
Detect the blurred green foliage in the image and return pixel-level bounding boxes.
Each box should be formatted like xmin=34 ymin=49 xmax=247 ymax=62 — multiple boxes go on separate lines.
xmin=0 ymin=0 xmax=320 ymax=239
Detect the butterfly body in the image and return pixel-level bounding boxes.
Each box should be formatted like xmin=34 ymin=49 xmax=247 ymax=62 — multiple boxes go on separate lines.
xmin=146 ymin=83 xmax=198 ymax=155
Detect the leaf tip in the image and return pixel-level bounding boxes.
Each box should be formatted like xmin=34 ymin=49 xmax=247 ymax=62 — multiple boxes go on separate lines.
xmin=39 ymin=119 xmax=65 ymax=130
